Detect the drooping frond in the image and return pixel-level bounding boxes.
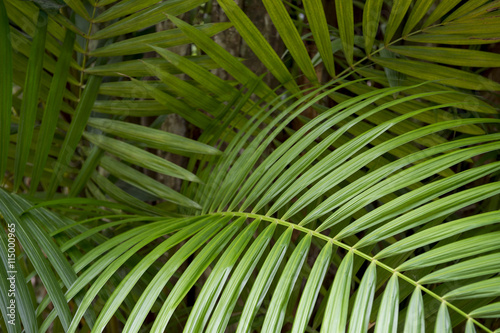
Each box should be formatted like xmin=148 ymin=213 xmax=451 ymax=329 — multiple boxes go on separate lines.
xmin=24 ymin=85 xmax=496 ymax=332
xmin=1 ymin=0 xmax=499 ymax=331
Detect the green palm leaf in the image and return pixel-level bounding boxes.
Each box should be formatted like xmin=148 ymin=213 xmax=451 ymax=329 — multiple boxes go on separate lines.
xmin=60 ymin=85 xmax=499 ymax=332
xmin=2 ymin=0 xmax=500 ymax=331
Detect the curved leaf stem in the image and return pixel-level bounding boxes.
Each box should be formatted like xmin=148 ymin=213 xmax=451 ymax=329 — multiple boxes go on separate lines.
xmin=216 ymin=211 xmax=491 ymax=332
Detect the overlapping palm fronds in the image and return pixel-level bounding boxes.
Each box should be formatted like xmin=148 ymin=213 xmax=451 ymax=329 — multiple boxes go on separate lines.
xmin=1 ymin=0 xmax=499 ymax=331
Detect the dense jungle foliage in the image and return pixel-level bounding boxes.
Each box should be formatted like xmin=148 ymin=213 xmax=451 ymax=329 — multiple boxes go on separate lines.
xmin=1 ymin=0 xmax=500 ymax=331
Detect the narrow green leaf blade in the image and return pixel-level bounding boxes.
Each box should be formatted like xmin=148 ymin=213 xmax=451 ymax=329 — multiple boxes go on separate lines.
xmin=91 ymin=217 xmax=209 ymax=332
xmin=0 ymin=190 xmax=73 ymax=330
xmin=184 ymin=218 xmax=260 ymax=332
xmin=303 ymin=0 xmax=335 ymax=76
xmin=399 ymin=230 xmax=500 ymax=271
xmin=213 ymin=0 xmax=300 ymax=93
xmin=206 ymin=223 xmax=277 ymax=333
xmin=63 ymin=0 xmax=90 ymax=20
xmin=117 ymin=217 xmax=227 ymax=333
xmin=68 ymin=145 xmax=103 ymax=198
xmin=406 ymin=33 xmax=500 ymax=45
xmin=94 ymin=0 xmax=162 ymax=22
xmin=83 ymin=131 xmax=200 ymax=182
xmin=150 ymin=218 xmax=245 ymax=332
xmin=374 ymin=274 xmax=399 ymax=333
xmin=85 ymin=56 xmax=219 ymax=77
xmin=419 ymin=253 xmax=500 ymax=284
xmin=404 ymin=288 xmax=425 ymax=333
xmin=90 ymin=23 xmax=231 ymax=57
xmin=335 ymin=0 xmax=354 ymax=65
xmin=422 ymin=0 xmax=463 ymax=27
xmin=339 ymin=158 xmax=500 ymax=241
xmin=0 ymin=223 xmax=33 ymax=332
xmin=465 ymin=319 xmax=477 ymax=333
xmin=389 ymin=45 xmax=500 ymax=67
xmin=66 ymin=222 xmax=190 ymax=333
xmin=426 ymin=16 xmax=500 ymax=36
xmin=91 ymin=172 xmax=166 ymax=216
xmin=165 ymin=14 xmax=275 ymax=100
xmin=262 ymin=234 xmax=312 ymax=332
xmin=362 ymin=0 xmax=383 ymax=54
xmin=321 ymin=251 xmax=353 ymax=332
xmin=30 ymin=28 xmax=75 ymax=193
xmin=14 ymin=10 xmax=47 ymax=191
xmin=0 ymin=0 xmax=12 ymax=181
xmin=129 ymin=77 xmax=211 ymax=129
xmin=358 ymin=182 xmax=500 ymax=248
xmin=444 ymin=276 xmax=500 ymax=300
xmin=91 ymin=0 xmax=209 ymax=39
xmin=141 ymin=55 xmax=222 ymax=114
xmin=100 ymin=155 xmax=201 ymax=209
xmin=87 ymin=118 xmax=220 ymax=156
xmin=435 ymin=303 xmax=452 ymax=333
xmin=385 ymin=0 xmax=412 ymax=43
xmin=442 ymin=0 xmax=490 ymax=23
xmin=377 ymin=210 xmax=500 ymax=259
xmin=263 ymin=0 xmax=318 ymax=82
xmin=291 ymin=242 xmax=332 ymax=333
xmin=348 ymin=262 xmax=377 ymax=333
xmin=373 ymin=57 xmax=500 ymax=91
xmin=470 ymin=302 xmax=500 ymax=318
xmin=402 ymin=0 xmax=434 ymax=36
xmin=152 ymin=46 xmax=237 ymax=100
xmin=236 ymin=228 xmax=293 ymax=333
xmin=47 ymin=72 xmax=103 ymax=197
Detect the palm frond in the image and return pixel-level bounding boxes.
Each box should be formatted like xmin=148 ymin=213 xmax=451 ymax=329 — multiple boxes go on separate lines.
xmin=2 ymin=0 xmax=499 ymax=331
xmin=42 ymin=86 xmax=497 ymax=332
